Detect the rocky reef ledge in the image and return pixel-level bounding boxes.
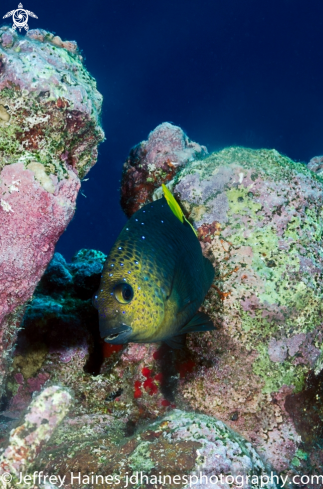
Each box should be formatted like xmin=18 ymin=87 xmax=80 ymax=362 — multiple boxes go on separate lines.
xmin=0 ymin=27 xmax=104 ymax=399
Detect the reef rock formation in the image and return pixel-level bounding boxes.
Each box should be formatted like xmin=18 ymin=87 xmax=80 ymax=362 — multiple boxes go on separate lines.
xmin=121 ymin=122 xmax=207 ymax=217
xmin=0 ymin=386 xmax=72 ymax=488
xmin=0 ymin=27 xmax=104 ymax=397
xmin=2 ymin=119 xmax=323 ymax=482
xmin=120 ymin=126 xmax=323 ymax=475
xmin=31 ymin=410 xmax=276 ymax=489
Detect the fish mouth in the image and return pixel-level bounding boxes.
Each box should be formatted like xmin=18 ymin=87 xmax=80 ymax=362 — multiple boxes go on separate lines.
xmin=102 ymin=324 xmax=133 ymax=344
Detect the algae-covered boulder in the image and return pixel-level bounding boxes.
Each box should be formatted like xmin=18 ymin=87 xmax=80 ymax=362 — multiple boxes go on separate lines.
xmin=31 ymin=410 xmax=276 ymax=489
xmin=0 ymin=26 xmax=104 ymax=399
xmin=121 ymin=128 xmax=323 ymax=474
xmin=169 ymin=146 xmax=323 ymax=472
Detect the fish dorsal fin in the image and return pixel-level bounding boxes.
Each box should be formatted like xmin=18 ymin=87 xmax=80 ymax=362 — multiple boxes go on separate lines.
xmin=162 ymin=184 xmax=197 ymax=236
xmin=179 ymin=311 xmax=216 ymax=334
xmin=162 ymin=183 xmax=184 ymax=223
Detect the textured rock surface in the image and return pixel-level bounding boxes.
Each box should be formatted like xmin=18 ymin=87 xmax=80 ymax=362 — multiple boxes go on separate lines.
xmin=3 ymin=250 xmax=106 ymax=416
xmin=0 ymin=27 xmax=104 ymax=397
xmin=0 ymin=386 xmax=72 ymax=488
xmin=31 ymin=410 xmax=276 ymax=489
xmin=120 ymin=122 xmax=207 ymax=217
xmin=119 ymin=126 xmax=323 ymax=475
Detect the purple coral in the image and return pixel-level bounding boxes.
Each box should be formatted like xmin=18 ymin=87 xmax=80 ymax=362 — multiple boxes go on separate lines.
xmin=0 ymin=386 xmax=72 ymax=480
xmin=120 ymin=122 xmax=207 ymax=216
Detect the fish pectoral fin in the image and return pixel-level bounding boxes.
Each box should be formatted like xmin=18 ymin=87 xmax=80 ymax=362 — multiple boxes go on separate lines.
xmin=164 ymin=334 xmax=186 ymax=349
xmin=179 ymin=311 xmax=216 ymax=334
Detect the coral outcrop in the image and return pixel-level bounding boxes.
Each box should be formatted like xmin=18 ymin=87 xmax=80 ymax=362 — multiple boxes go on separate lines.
xmin=119 ymin=126 xmax=323 ymax=475
xmin=0 ymin=27 xmax=104 ymax=397
xmin=120 ymin=122 xmax=207 ymax=217
xmin=0 ymin=386 xmax=72 ymax=488
xmin=32 ymin=410 xmax=276 ymax=489
xmin=171 ymin=146 xmax=323 ymax=473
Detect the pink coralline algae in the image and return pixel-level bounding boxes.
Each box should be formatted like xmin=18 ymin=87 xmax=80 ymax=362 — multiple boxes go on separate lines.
xmin=120 ymin=122 xmax=207 ymax=217
xmin=0 ymin=27 xmax=104 ymax=398
xmin=0 ymin=386 xmax=72 ymax=486
xmin=0 ymin=163 xmax=79 ymax=389
xmin=10 ymin=371 xmax=50 ymax=411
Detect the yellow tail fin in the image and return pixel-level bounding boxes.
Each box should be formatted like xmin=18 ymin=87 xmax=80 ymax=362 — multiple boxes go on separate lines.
xmin=162 ymin=184 xmax=197 ymax=236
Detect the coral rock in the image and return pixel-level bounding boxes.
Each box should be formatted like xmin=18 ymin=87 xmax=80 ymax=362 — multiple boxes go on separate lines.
xmin=31 ymin=410 xmax=276 ymax=489
xmin=0 ymin=386 xmax=72 ymax=487
xmin=0 ymin=27 xmax=104 ymax=398
xmin=120 ymin=122 xmax=207 ymax=217
xmin=168 ymin=146 xmax=323 ymax=473
xmin=121 ymin=131 xmax=323 ymax=474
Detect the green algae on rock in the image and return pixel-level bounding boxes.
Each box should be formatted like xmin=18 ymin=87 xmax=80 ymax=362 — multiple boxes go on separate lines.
xmin=169 ymin=146 xmax=323 ymax=472
xmin=31 ymin=410 xmax=277 ymax=489
xmin=0 ymin=26 xmax=104 ymax=179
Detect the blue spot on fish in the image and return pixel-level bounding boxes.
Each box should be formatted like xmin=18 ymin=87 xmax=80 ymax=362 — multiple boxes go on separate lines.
xmin=142 ymin=236 xmax=145 ymax=239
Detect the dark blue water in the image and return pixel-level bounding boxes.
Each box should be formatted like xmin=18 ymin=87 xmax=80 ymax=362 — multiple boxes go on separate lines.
xmin=5 ymin=0 xmax=323 ymax=259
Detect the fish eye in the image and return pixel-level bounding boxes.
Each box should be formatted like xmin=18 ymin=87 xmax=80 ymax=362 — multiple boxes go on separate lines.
xmin=113 ymin=283 xmax=134 ymax=304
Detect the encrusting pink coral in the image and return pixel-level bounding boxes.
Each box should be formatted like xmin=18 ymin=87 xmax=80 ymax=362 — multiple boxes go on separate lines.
xmin=0 ymin=386 xmax=72 ymax=486
xmin=120 ymin=122 xmax=207 ymax=216
xmin=0 ymin=26 xmax=104 ymax=399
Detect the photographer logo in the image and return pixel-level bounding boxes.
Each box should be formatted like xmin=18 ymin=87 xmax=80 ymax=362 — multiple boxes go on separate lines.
xmin=3 ymin=3 xmax=38 ymax=32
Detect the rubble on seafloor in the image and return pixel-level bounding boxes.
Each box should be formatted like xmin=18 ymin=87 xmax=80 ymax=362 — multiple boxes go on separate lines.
xmin=0 ymin=26 xmax=104 ymax=400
